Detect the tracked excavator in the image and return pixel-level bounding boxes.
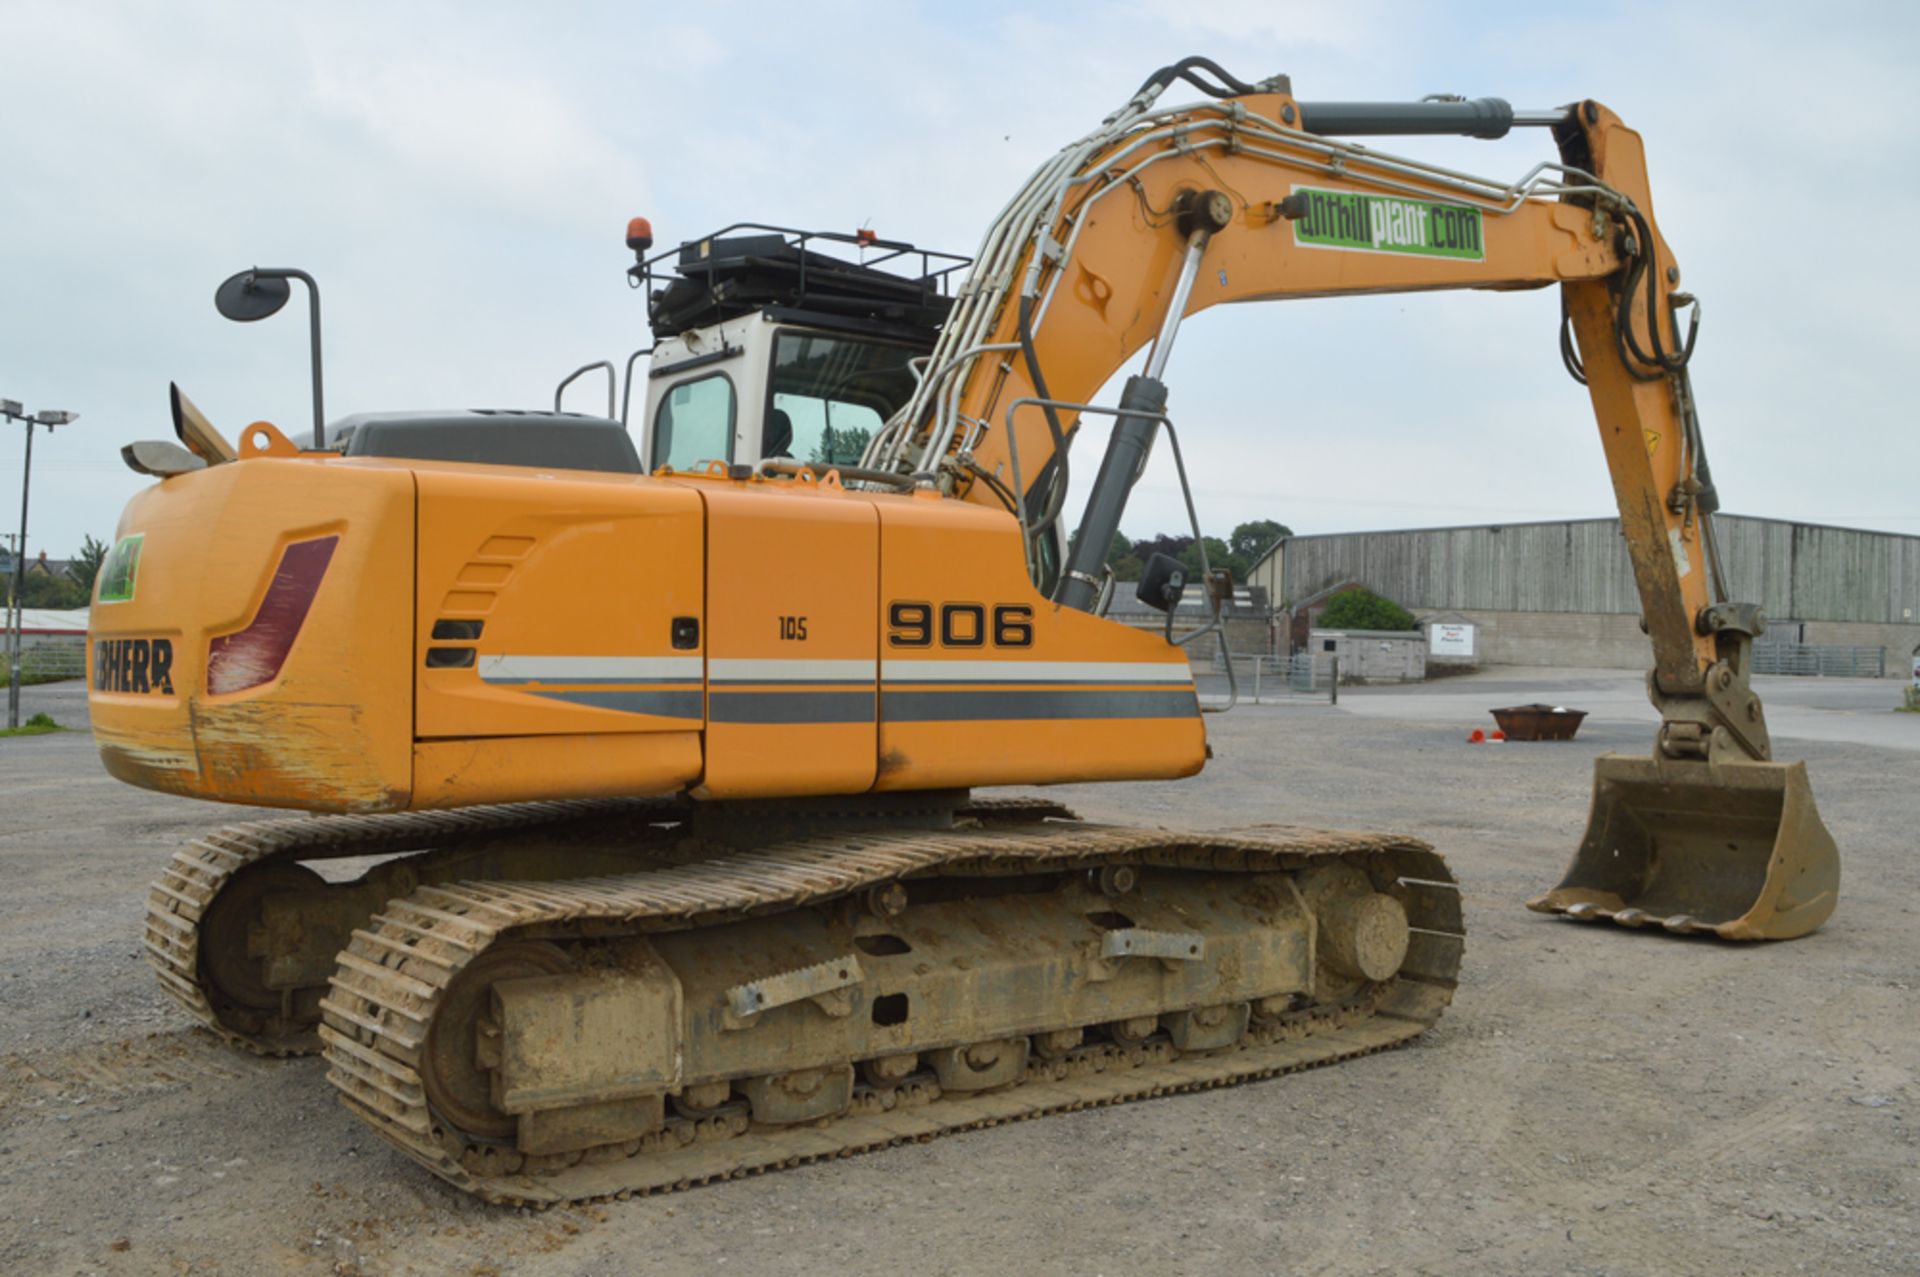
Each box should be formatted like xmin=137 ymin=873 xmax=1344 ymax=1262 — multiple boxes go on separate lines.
xmin=91 ymin=59 xmax=1836 ymax=1204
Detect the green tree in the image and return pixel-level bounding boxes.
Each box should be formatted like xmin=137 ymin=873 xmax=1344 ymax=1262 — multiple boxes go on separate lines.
xmin=1130 ymin=533 xmax=1192 ymax=566
xmin=1318 ymin=587 xmax=1416 ymax=631
xmin=21 ymin=571 xmax=88 ymax=609
xmin=1105 ymin=531 xmax=1145 ymax=581
xmin=1176 ymin=535 xmax=1234 ymax=582
xmin=1229 ymin=519 xmax=1291 ymax=571
xmin=809 ymin=424 xmax=871 ymax=468
xmin=1065 ymin=528 xmax=1145 ymax=581
xmin=70 ymin=535 xmax=109 ymax=593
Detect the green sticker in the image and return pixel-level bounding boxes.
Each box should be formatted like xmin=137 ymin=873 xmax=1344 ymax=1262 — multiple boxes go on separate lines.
xmin=1291 ymin=186 xmax=1484 ymax=261
xmin=96 ymin=534 xmax=143 ymax=604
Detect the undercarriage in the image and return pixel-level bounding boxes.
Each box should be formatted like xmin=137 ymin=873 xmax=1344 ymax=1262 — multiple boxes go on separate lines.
xmin=146 ymin=796 xmax=1461 ymax=1204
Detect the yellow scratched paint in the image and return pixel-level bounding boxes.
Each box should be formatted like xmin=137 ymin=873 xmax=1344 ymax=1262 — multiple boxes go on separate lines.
xmin=89 ymin=458 xmax=413 ymax=811
xmin=90 ymin=454 xmax=1204 ymax=812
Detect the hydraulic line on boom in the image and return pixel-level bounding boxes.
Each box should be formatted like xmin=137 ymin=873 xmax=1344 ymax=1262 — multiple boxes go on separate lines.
xmin=862 ymin=61 xmax=1839 ymax=940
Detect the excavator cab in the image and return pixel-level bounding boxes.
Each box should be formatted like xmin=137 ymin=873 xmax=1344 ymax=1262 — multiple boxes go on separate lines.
xmin=561 ymin=224 xmax=972 ymax=479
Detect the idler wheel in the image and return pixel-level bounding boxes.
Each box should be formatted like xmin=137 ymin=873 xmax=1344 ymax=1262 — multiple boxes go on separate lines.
xmin=199 ymin=860 xmax=327 ymax=1013
xmin=420 ymin=940 xmax=575 ymax=1140
xmin=1320 ymin=891 xmax=1410 ymax=983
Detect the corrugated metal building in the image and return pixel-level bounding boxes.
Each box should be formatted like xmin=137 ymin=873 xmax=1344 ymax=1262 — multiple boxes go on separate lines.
xmin=1246 ymin=515 xmax=1920 ymax=674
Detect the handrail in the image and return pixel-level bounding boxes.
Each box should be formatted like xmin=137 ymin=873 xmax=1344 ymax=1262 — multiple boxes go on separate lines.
xmin=554 ymin=361 xmax=616 ymax=417
xmin=999 ymin=395 xmax=1237 ymax=712
xmin=620 ymin=347 xmax=652 ymax=426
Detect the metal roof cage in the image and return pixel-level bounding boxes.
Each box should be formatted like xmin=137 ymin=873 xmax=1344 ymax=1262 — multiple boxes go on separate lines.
xmin=630 ymin=224 xmax=970 ymax=341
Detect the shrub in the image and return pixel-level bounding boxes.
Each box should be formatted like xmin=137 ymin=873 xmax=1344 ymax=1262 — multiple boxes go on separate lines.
xmin=1317 ymin=588 xmax=1416 ymax=632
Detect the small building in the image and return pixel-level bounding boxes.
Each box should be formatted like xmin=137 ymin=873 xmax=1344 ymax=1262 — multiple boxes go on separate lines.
xmin=11 ymin=607 xmax=88 ymax=680
xmin=1309 ymin=627 xmax=1426 ymax=684
xmin=15 ymin=608 xmax=87 ymax=646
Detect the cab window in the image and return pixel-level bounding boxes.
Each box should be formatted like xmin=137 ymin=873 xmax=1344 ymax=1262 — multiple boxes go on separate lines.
xmin=651 ymin=374 xmax=736 ymax=471
xmin=767 ymin=332 xmax=918 ymax=468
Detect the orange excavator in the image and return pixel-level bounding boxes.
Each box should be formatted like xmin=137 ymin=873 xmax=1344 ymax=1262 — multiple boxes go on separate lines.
xmin=91 ymin=59 xmax=1835 ymax=1204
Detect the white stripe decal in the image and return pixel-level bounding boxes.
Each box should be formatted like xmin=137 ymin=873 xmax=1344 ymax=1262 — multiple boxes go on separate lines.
xmin=476 ymin=656 xmax=1191 ymax=687
xmin=709 ymin=658 xmax=876 ymax=683
xmin=479 ymin=655 xmax=703 ymax=684
xmin=879 ymin=659 xmax=1192 ymax=684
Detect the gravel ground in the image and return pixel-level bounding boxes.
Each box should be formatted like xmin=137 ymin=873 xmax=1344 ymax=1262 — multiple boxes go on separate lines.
xmin=1 ymin=675 xmax=1914 ymax=1276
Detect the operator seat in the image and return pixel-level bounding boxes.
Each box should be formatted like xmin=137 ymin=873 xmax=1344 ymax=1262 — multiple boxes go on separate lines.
xmin=765 ymin=408 xmax=794 ymax=458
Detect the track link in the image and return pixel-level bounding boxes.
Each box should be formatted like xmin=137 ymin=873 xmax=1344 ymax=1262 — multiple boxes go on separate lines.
xmin=143 ymin=800 xmax=683 ymax=1055
xmin=319 ymin=821 xmax=1462 ymax=1204
xmin=145 ymin=796 xmax=1076 ymax=1056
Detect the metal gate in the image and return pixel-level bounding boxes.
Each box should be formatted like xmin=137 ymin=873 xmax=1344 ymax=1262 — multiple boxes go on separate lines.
xmin=1751 ymin=644 xmax=1886 ymax=678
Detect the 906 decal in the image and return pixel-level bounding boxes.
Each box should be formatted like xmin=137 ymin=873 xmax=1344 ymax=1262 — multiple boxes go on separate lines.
xmin=888 ymin=602 xmax=1033 ymax=649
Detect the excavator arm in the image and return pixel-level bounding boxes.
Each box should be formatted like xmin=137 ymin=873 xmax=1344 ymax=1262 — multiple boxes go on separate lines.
xmin=868 ymin=60 xmax=1836 ymax=938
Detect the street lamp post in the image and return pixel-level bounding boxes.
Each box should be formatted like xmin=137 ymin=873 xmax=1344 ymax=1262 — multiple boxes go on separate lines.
xmin=3 ymin=400 xmax=79 ymax=729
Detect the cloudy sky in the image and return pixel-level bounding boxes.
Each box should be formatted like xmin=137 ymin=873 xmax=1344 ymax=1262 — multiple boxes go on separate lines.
xmin=2 ymin=0 xmax=1914 ymax=563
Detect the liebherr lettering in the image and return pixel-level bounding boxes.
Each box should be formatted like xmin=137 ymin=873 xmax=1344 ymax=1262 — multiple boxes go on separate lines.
xmin=93 ymin=637 xmax=175 ymax=694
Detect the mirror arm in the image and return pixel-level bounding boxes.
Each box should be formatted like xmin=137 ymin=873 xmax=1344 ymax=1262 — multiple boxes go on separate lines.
xmin=217 ymin=267 xmax=326 ymax=448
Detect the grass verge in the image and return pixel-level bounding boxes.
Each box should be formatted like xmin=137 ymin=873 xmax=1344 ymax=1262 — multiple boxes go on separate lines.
xmin=0 ymin=712 xmax=63 ymax=738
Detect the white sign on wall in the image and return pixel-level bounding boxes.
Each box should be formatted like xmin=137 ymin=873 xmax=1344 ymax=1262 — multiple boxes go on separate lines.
xmin=1430 ymin=622 xmax=1476 ymax=657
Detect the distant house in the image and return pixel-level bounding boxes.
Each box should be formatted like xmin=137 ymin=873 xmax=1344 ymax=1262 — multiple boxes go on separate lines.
xmin=1 ymin=549 xmax=81 ymax=582
xmin=27 ymin=552 xmax=78 ymax=580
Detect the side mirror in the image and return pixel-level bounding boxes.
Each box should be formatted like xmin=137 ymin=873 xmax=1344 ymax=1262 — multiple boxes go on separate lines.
xmin=212 ymin=266 xmax=326 ymax=447
xmin=1135 ymin=553 xmax=1187 ymax=613
xmin=214 ymin=271 xmax=292 ymax=322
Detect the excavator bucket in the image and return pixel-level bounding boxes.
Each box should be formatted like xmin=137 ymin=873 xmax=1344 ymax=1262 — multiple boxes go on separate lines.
xmin=1529 ymin=754 xmax=1839 ymax=940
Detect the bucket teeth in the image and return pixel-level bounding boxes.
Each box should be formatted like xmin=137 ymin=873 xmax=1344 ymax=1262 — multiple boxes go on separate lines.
xmin=1530 ymin=754 xmax=1841 ymax=942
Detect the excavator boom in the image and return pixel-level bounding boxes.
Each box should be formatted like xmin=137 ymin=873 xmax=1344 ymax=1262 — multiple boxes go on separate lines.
xmin=861 ymin=59 xmax=1836 ymax=938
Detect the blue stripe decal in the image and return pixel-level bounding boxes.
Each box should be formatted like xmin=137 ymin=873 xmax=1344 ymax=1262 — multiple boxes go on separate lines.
xmin=527 ymin=688 xmax=704 ymax=718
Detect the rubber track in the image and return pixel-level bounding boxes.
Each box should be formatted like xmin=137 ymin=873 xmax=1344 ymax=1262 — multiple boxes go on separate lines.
xmin=318 ymin=821 xmax=1463 ymax=1205
xmin=144 ymin=796 xmax=1073 ymax=1056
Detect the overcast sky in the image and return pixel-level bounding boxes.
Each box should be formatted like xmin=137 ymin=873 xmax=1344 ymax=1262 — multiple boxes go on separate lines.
xmin=2 ymin=0 xmax=1914 ymax=563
